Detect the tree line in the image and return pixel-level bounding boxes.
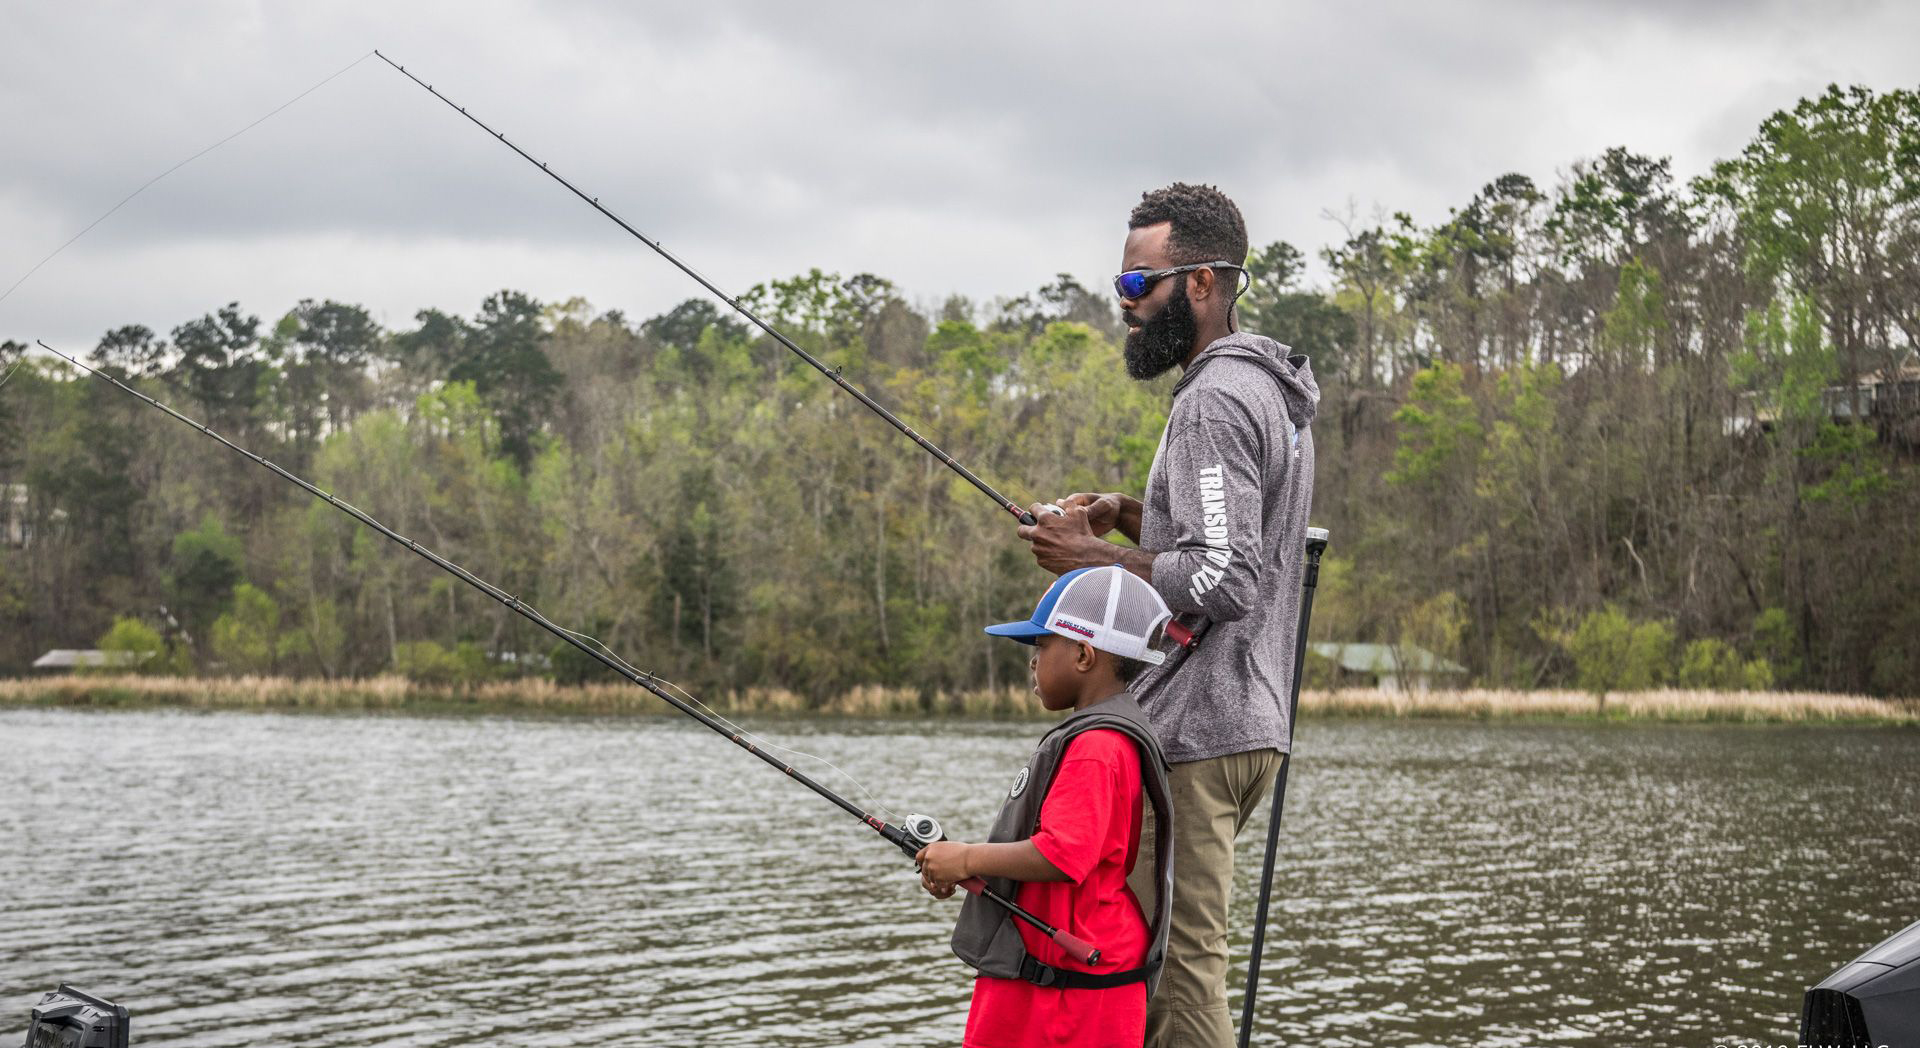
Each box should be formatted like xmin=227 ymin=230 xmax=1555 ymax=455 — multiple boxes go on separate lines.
xmin=1 ymin=83 xmax=1915 ymax=699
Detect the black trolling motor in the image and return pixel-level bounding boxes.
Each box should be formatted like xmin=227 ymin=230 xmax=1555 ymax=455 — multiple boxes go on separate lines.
xmin=16 ymin=985 xmax=128 ymax=1048
xmin=1800 ymin=917 xmax=1920 ymax=1047
xmin=36 ymin=341 xmax=1103 ymax=968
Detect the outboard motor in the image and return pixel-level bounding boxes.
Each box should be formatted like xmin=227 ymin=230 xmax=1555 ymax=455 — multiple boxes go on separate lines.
xmin=1801 ymin=918 xmax=1920 ymax=1047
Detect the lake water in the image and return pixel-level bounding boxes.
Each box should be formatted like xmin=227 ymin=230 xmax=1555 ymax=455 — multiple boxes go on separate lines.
xmin=2 ymin=708 xmax=1915 ymax=1047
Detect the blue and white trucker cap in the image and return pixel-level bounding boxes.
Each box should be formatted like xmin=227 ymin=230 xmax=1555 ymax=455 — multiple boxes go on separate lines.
xmin=985 ymin=565 xmax=1174 ymax=666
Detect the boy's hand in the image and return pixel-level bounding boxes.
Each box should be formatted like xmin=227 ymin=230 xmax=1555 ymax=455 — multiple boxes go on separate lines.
xmin=916 ymin=841 xmax=970 ymax=899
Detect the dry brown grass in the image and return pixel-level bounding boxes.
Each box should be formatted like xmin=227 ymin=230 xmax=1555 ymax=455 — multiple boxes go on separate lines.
xmin=1306 ymin=686 xmax=1920 ymax=724
xmin=0 ymin=675 xmax=1052 ymax=719
xmin=1 ymin=676 xmax=1912 ymax=725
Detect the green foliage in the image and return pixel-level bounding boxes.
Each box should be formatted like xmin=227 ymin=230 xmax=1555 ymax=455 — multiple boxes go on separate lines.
xmin=1752 ymin=607 xmax=1802 ymax=682
xmin=2 ymin=82 xmax=1915 ymax=700
xmin=1867 ymin=597 xmax=1920 ymax=696
xmin=1400 ymin=591 xmax=1468 ymax=669
xmin=392 ymin=640 xmax=493 ymax=685
xmin=1307 ymin=554 xmax=1360 ymax=646
xmin=445 ymin=291 xmax=563 ymax=469
xmin=1708 ymin=85 xmax=1920 ymax=288
xmin=1799 ymin=422 xmax=1890 ymax=504
xmin=547 ymin=639 xmax=603 ymax=686
xmin=1676 ymin=638 xmax=1774 ymax=691
xmin=0 ymin=341 xmax=22 ymax=465
xmin=166 ymin=516 xmax=244 ymax=653
xmin=170 ymin=302 xmax=263 ymax=402
xmin=1546 ymin=148 xmax=1684 ymax=267
xmin=1739 ymin=296 xmax=1835 ymax=428
xmin=1388 ymin=363 xmax=1481 ymax=487
xmin=1240 ymin=241 xmax=1356 ymax=380
xmin=1476 ymin=362 xmax=1562 ymax=524
xmin=209 ymin=583 xmax=286 ymax=675
xmin=97 ymin=616 xmax=166 ymax=674
xmin=1545 ymin=605 xmax=1674 ymax=696
xmin=1600 ymin=260 xmax=1667 ymax=365
xmin=284 ymin=599 xmax=347 ymax=679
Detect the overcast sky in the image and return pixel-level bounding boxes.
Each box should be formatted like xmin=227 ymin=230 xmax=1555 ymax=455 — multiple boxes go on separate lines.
xmin=4 ymin=1 xmax=1917 ymax=354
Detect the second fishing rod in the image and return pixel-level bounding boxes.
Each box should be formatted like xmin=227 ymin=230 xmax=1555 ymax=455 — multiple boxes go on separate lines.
xmin=373 ymin=51 xmax=1055 ymax=533
xmin=36 ymin=339 xmax=1105 ymax=969
xmin=372 ymin=53 xmax=1223 ymax=650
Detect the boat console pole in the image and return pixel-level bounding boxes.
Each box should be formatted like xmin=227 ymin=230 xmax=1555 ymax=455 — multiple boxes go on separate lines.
xmin=1237 ymin=526 xmax=1329 ymax=1047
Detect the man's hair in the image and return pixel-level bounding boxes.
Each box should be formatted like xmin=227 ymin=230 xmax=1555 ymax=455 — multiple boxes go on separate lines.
xmin=1129 ymin=183 xmax=1249 ymax=267
xmin=1113 ymin=653 xmax=1149 ymax=685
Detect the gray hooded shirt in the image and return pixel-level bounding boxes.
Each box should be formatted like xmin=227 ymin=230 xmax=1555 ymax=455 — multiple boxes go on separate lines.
xmin=1131 ymin=333 xmax=1318 ymax=763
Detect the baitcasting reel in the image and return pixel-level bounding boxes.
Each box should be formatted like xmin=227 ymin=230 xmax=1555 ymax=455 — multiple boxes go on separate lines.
xmin=900 ymin=813 xmax=944 ymax=848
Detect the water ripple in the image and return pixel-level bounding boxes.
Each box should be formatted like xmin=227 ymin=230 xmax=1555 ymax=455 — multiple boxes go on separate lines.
xmin=2 ymin=710 xmax=1915 ymax=1046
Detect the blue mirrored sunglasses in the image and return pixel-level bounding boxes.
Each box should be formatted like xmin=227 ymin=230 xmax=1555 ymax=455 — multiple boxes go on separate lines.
xmin=1112 ymin=261 xmax=1246 ymax=301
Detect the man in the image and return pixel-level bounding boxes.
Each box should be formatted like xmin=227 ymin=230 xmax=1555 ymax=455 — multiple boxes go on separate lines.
xmin=1016 ymin=182 xmax=1318 ymax=1047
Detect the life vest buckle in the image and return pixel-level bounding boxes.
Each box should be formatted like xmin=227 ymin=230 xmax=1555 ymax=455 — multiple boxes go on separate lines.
xmin=1018 ymin=955 xmax=1060 ymax=987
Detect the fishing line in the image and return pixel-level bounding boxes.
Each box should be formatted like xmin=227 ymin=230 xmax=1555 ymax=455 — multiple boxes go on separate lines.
xmin=37 ymin=337 xmax=1092 ymax=958
xmin=549 ymin=620 xmax=900 ymax=824
xmin=371 ymin=51 xmax=1061 ymax=530
xmin=0 ymin=49 xmax=378 ymax=310
xmin=34 ymin=334 xmax=897 ymax=820
xmin=71 ymin=353 xmax=889 ymax=822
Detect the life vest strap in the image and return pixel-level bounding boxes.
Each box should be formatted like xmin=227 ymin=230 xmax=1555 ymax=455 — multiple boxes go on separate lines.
xmin=1017 ymin=953 xmax=1161 ymax=990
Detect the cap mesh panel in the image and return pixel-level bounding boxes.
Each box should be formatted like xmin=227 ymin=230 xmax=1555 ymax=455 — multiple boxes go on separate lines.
xmin=1054 ymin=572 xmax=1112 ymax=624
xmin=1111 ymin=575 xmax=1162 ymax=637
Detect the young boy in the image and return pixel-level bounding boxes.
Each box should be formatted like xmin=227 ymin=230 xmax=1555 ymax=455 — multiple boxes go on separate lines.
xmin=917 ymin=565 xmax=1176 ymax=1048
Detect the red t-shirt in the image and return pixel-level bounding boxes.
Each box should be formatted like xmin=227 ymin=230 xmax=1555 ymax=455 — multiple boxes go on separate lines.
xmin=963 ymin=728 xmax=1149 ymax=1048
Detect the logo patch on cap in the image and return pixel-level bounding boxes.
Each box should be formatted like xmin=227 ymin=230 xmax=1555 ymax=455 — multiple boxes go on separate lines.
xmin=1053 ymin=618 xmax=1095 ymax=639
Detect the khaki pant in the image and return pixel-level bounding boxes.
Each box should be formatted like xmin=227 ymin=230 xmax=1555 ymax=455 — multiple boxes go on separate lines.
xmin=1128 ymin=748 xmax=1286 ymax=1048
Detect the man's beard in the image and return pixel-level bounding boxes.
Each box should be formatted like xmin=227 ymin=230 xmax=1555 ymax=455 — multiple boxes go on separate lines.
xmin=1122 ymin=275 xmax=1198 ymax=380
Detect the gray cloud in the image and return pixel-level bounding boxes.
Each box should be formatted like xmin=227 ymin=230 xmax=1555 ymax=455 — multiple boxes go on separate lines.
xmin=3 ymin=1 xmax=1916 ymax=352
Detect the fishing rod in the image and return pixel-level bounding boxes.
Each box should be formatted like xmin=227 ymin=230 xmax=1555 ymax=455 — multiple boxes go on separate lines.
xmin=371 ymin=51 xmax=1056 ymax=530
xmin=35 ymin=339 xmax=1103 ymax=969
xmin=368 ymin=54 xmax=1228 ymax=654
xmin=1237 ymin=525 xmax=1329 ymax=1048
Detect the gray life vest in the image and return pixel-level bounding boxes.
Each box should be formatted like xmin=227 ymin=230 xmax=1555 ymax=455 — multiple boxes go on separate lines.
xmin=950 ymin=692 xmax=1174 ymax=996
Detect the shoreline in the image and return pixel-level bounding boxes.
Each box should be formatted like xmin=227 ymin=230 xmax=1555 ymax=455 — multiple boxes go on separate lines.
xmin=1 ymin=675 xmax=1914 ymax=725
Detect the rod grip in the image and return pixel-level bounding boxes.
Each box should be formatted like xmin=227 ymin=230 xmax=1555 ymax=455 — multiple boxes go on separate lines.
xmin=1052 ymin=930 xmax=1101 ymax=966
xmin=958 ymin=876 xmax=987 ymax=894
xmin=1165 ymin=621 xmax=1197 ymax=648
